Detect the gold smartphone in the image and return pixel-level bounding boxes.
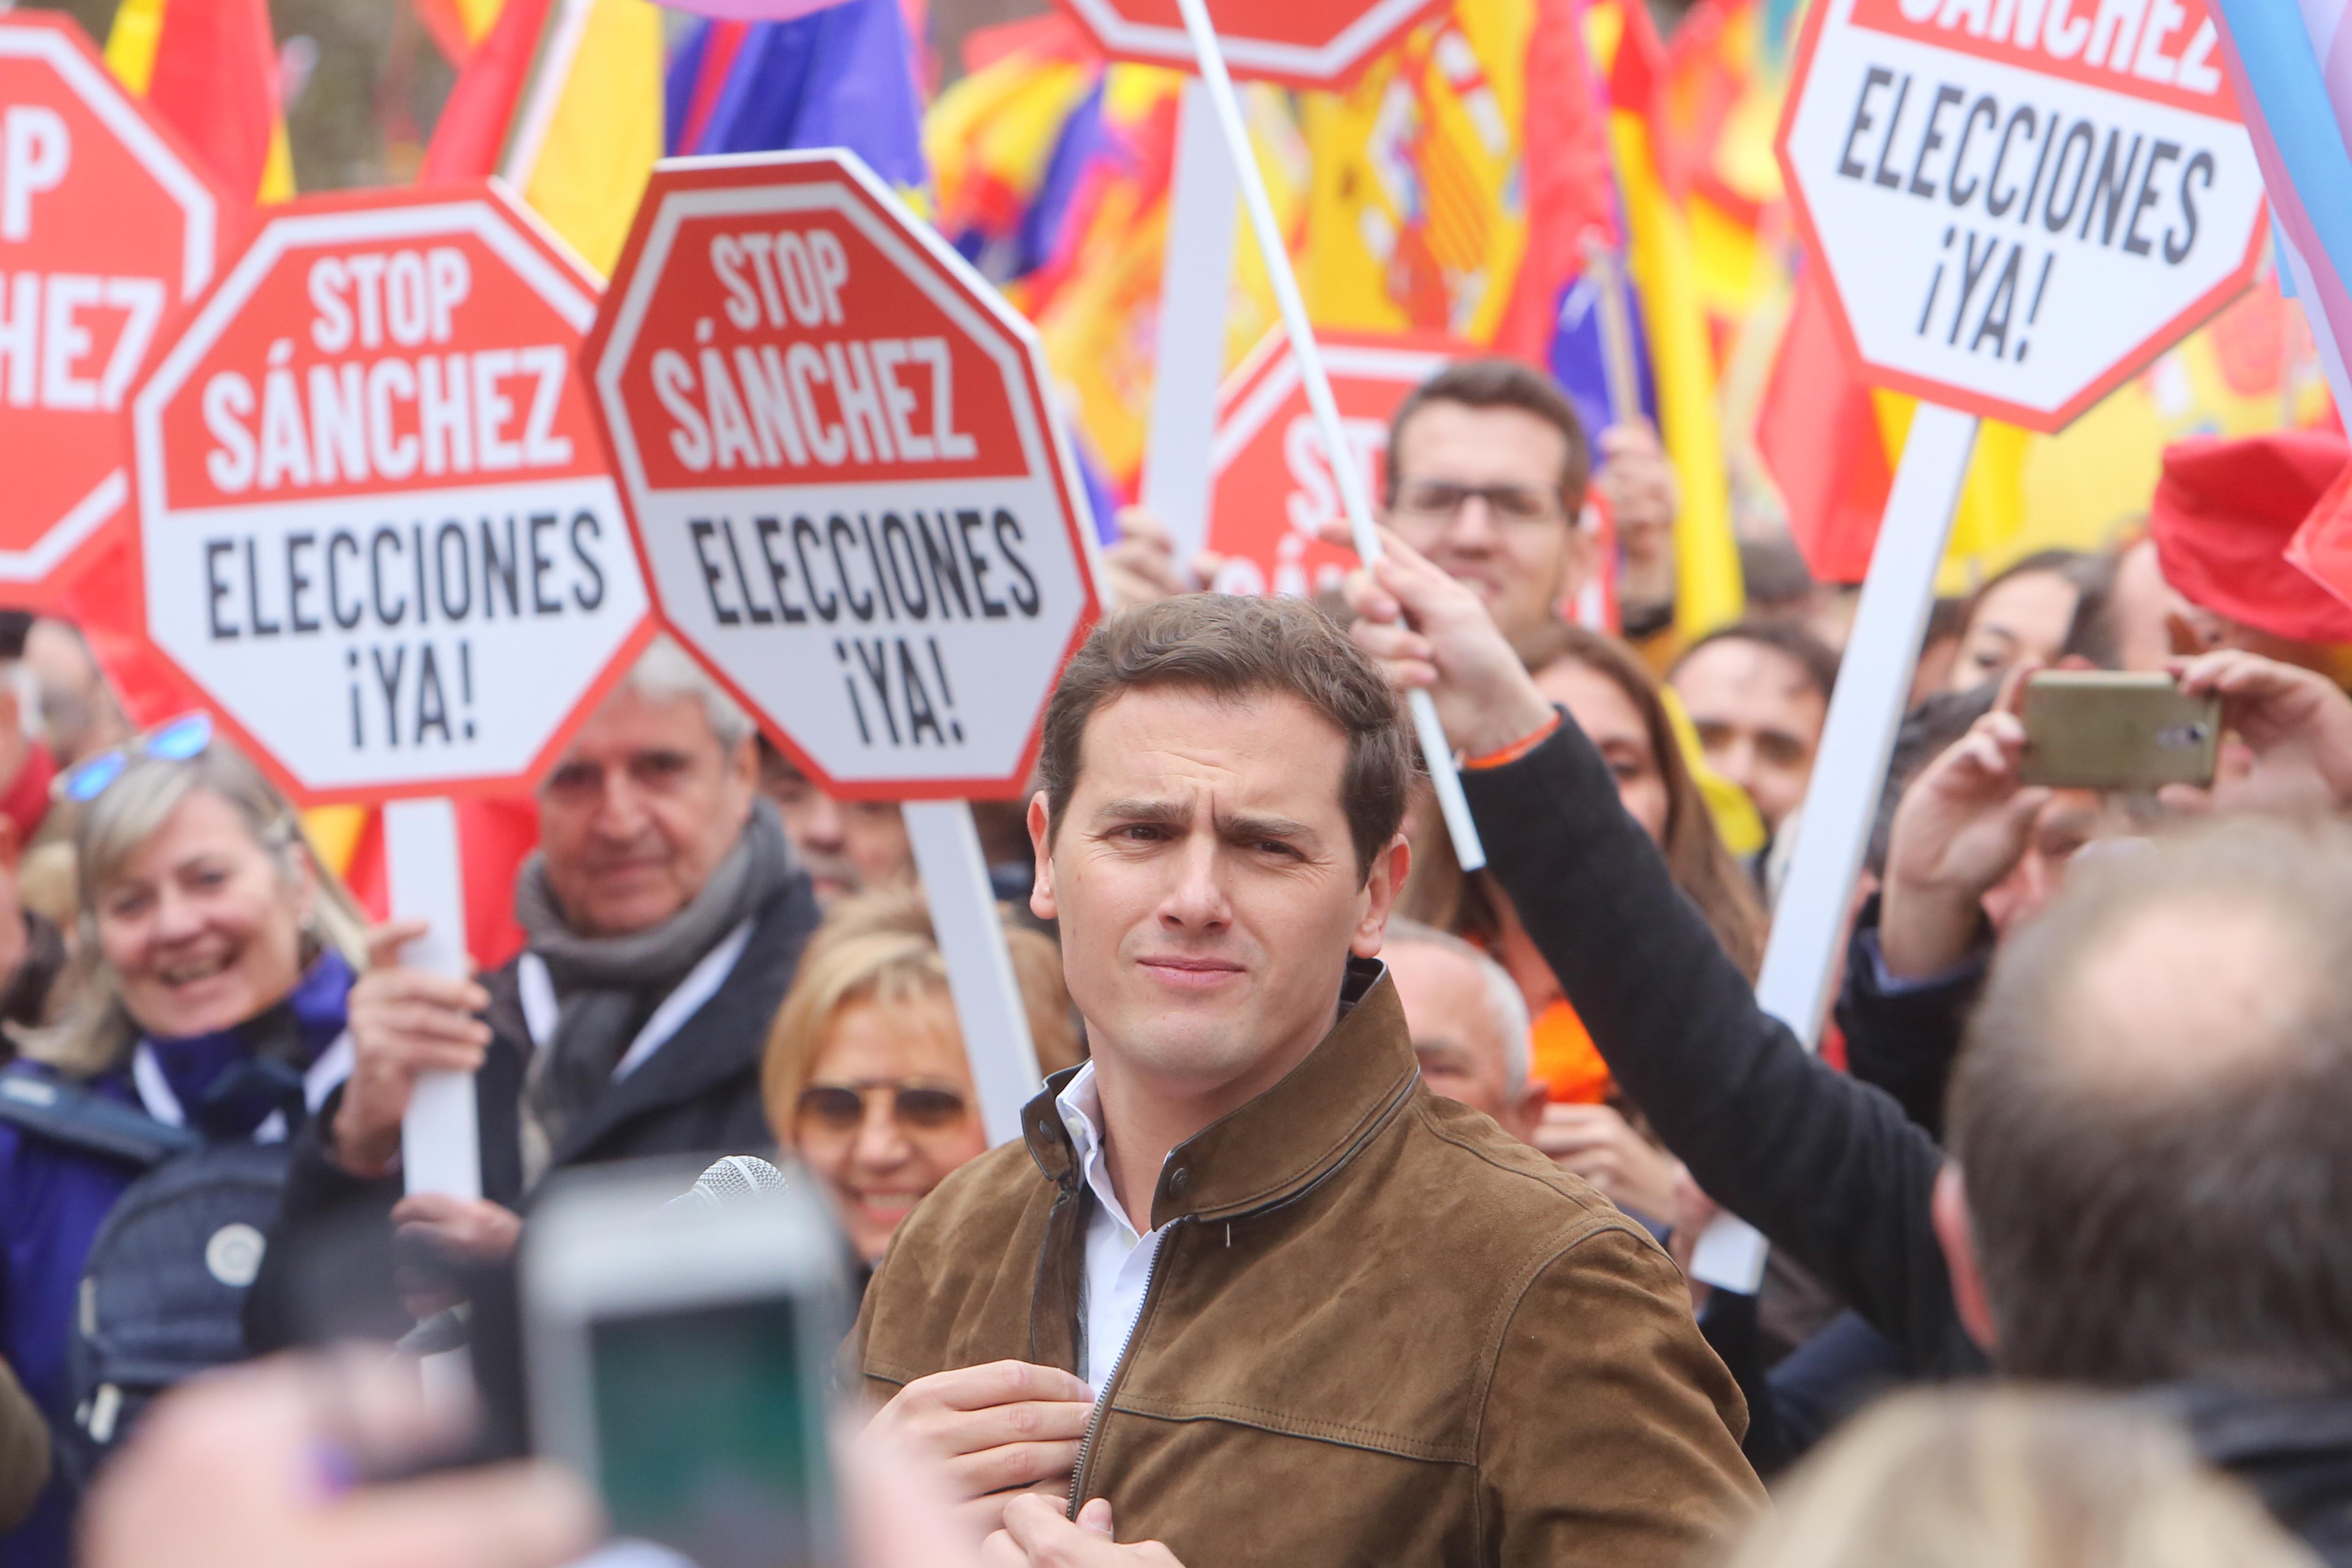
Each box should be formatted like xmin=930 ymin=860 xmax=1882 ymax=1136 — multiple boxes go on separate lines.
xmin=2017 ymin=671 xmax=2220 ymax=791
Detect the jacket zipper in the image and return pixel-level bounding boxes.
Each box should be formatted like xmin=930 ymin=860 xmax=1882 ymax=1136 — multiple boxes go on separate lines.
xmin=1056 ymin=1071 xmax=1417 ymax=1517
xmin=1066 ymin=1216 xmax=1184 ymax=1519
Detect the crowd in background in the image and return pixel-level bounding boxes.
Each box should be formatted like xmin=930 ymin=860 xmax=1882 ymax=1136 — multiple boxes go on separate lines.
xmin=7 ymin=353 xmax=2352 ymax=1568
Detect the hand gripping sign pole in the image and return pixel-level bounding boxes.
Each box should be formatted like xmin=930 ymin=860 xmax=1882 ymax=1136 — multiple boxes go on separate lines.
xmin=1170 ymin=0 xmax=1487 ymax=871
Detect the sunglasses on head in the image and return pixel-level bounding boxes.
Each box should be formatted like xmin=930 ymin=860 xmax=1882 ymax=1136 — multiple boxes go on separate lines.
xmin=53 ymin=712 xmax=215 ymax=804
xmin=795 ymin=1081 xmax=970 ymax=1133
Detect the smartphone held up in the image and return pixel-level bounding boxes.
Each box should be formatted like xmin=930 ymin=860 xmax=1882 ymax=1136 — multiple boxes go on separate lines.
xmin=2018 ymin=672 xmax=2222 ymax=792
xmin=522 ymin=1158 xmax=849 ymax=1568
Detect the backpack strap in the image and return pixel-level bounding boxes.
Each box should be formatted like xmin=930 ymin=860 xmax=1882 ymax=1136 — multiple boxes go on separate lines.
xmin=0 ymin=1072 xmax=204 ymax=1169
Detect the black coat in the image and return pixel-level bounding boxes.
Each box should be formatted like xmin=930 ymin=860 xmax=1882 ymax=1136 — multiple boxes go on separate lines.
xmin=1464 ymin=716 xmax=2352 ymax=1567
xmin=245 ymin=872 xmax=822 ymax=1352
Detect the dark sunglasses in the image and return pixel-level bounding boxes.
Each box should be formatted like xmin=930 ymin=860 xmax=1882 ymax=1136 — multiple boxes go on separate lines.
xmin=53 ymin=712 xmax=215 ymax=804
xmin=795 ymin=1081 xmax=970 ymax=1133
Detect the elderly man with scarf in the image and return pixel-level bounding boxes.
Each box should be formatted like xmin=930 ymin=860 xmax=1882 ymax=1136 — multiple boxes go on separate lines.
xmin=246 ymin=639 xmax=822 ymax=1352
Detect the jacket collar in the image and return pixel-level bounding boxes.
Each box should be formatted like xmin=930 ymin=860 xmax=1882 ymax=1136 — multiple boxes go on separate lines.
xmin=1021 ymin=956 xmax=1418 ymax=1232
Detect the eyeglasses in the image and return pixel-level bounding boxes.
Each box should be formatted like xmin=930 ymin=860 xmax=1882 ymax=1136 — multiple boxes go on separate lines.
xmin=53 ymin=712 xmax=214 ymax=804
xmin=795 ymin=1081 xmax=970 ymax=1134
xmin=1390 ymin=479 xmax=1565 ymax=530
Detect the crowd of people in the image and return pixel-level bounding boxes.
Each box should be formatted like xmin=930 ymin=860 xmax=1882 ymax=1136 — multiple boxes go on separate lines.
xmin=6 ymin=350 xmax=2352 ymax=1568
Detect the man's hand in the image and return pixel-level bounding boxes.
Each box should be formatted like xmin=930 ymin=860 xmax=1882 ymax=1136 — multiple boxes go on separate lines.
xmin=1533 ymin=1104 xmax=1682 ymax=1226
xmin=984 ymin=1495 xmax=1185 ymax=1568
xmin=1593 ymin=420 xmax=1677 ymax=613
xmin=1879 ymin=667 xmax=2048 ymax=980
xmin=2166 ymin=650 xmax=2352 ymax=816
xmin=861 ymin=1361 xmax=1096 ymax=1540
xmin=81 ymin=1354 xmax=597 ymax=1568
xmin=334 ymin=922 xmax=493 ymax=1178
xmin=1320 ymin=518 xmax=1556 ymax=757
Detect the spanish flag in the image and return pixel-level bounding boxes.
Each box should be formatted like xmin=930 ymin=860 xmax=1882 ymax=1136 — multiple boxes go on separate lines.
xmin=105 ymin=0 xmax=294 ymax=203
xmin=422 ymin=0 xmax=663 ymax=276
xmin=1603 ymin=0 xmax=1744 ymax=637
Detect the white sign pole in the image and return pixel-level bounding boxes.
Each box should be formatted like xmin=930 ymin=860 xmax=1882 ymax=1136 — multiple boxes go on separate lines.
xmin=1169 ymin=0 xmax=1487 ymax=871
xmin=1140 ymin=80 xmax=1240 ymax=565
xmin=386 ymin=796 xmax=483 ymax=1202
xmin=1686 ymin=400 xmax=1978 ymax=1292
xmin=903 ymin=800 xmax=1042 ymax=1147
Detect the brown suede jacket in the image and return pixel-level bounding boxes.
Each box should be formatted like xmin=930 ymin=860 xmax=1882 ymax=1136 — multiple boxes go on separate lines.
xmin=854 ymin=960 xmax=1765 ymax=1568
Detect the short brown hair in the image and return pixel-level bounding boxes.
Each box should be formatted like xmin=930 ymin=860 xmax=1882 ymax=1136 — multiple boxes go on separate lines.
xmin=1384 ymin=358 xmax=1592 ymax=516
xmin=1038 ymin=596 xmax=1415 ymax=880
xmin=1950 ymin=817 xmax=2352 ymax=1393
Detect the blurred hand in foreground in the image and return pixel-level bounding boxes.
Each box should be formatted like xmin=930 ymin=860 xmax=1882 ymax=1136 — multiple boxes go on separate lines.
xmin=81 ymin=1354 xmax=597 ymax=1568
xmin=984 ymin=1495 xmax=1186 ymax=1568
xmin=1318 ymin=518 xmax=1554 ymax=757
xmin=1099 ymin=509 xmax=1225 ymax=613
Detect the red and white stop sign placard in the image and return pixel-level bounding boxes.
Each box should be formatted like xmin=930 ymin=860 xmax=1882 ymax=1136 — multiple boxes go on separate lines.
xmin=1203 ymin=329 xmax=1464 ymax=599
xmin=586 ymin=150 xmax=1102 ymax=801
xmin=0 ymin=14 xmax=226 ymax=600
xmin=1054 ymin=0 xmax=1445 ymax=88
xmin=129 ymin=183 xmax=654 ymax=804
xmin=1777 ymin=0 xmax=2265 ymax=429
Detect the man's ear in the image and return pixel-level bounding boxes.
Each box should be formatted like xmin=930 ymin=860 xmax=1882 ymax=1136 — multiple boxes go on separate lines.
xmin=1026 ymin=791 xmax=1057 ymax=922
xmin=1352 ymin=833 xmax=1413 ymax=958
xmin=1933 ymin=1162 xmax=1997 ymax=1355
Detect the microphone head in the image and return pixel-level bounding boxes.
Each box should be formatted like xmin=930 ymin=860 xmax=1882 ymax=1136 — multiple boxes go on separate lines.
xmin=673 ymin=1153 xmax=792 ymax=1210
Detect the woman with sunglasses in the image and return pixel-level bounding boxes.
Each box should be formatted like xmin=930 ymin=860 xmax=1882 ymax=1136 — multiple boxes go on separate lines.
xmin=0 ymin=717 xmax=370 ymax=1568
xmin=760 ymin=888 xmax=1082 ymax=1273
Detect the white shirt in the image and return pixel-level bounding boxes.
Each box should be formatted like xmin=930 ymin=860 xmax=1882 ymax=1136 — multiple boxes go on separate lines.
xmin=1053 ymin=1061 xmax=1168 ymax=1387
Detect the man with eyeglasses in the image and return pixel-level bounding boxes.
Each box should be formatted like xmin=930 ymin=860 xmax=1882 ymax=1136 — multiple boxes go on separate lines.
xmin=1381 ymin=359 xmax=1599 ymax=668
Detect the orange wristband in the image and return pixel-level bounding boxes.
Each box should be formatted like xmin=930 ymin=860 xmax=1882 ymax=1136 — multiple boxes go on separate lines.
xmin=1462 ymin=711 xmax=1560 ymax=771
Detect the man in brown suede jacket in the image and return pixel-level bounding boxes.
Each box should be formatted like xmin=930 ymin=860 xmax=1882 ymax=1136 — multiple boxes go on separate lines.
xmin=855 ymin=595 xmax=1762 ymax=1568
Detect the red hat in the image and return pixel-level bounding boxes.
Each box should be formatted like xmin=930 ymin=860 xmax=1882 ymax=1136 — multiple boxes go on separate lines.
xmin=2150 ymin=430 xmax=2352 ymax=645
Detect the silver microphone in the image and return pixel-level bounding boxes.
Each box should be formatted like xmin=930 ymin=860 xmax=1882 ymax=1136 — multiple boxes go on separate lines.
xmin=670 ymin=1153 xmax=791 ymax=1210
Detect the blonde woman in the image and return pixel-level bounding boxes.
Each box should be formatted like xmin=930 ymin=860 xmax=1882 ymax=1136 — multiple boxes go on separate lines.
xmin=762 ymin=888 xmax=1081 ymax=1270
xmin=0 ymin=715 xmax=368 ymax=1568
xmin=1726 ymin=1388 xmax=2318 ymax=1568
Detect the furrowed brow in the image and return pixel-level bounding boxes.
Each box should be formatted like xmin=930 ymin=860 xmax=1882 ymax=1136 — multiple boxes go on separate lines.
xmin=1092 ymin=797 xmax=1192 ymax=829
xmin=1219 ymin=811 xmax=1319 ymax=850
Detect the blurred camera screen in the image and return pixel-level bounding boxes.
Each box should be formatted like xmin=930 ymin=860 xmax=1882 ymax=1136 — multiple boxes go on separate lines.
xmin=589 ymin=1297 xmax=820 ymax=1568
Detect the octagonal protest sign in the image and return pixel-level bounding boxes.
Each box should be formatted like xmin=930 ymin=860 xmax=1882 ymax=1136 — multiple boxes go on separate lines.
xmin=0 ymin=13 xmax=226 ymax=602
xmin=585 ymin=149 xmax=1102 ymax=802
xmin=1053 ymin=0 xmax=1445 ymax=88
xmin=1776 ymin=0 xmax=2267 ymax=430
xmin=129 ymin=183 xmax=655 ymax=805
xmin=1204 ymin=328 xmax=1467 ymax=600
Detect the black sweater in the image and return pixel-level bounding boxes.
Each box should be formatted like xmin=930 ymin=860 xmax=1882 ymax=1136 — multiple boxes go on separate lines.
xmin=1460 ymin=716 xmax=1985 ymax=1379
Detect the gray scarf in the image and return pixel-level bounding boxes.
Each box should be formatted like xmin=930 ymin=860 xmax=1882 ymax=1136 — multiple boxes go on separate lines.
xmin=516 ymin=798 xmax=794 ymax=1167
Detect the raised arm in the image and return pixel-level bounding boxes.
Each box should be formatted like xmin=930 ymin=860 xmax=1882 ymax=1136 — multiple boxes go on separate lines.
xmin=1335 ymin=525 xmax=1968 ymax=1370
